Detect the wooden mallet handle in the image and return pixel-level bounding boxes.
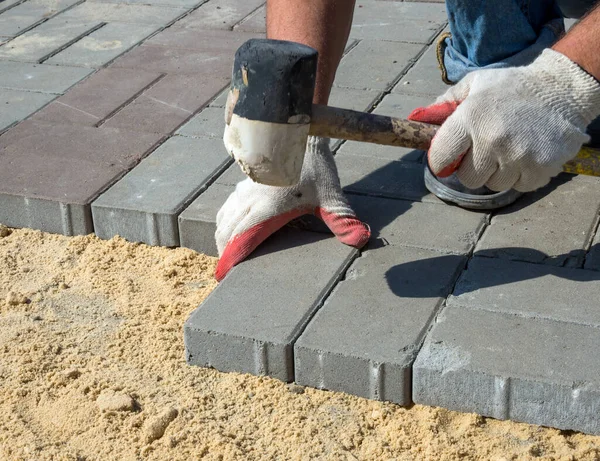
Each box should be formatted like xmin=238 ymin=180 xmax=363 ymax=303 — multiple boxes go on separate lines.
xmin=308 ymin=104 xmax=438 ymax=151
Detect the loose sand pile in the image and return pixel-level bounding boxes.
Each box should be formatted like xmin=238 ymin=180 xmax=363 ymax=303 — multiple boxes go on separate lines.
xmin=1 ymin=225 xmax=599 ymax=460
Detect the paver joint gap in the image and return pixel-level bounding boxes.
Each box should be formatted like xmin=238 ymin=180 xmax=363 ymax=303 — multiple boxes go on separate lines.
xmin=94 ymin=73 xmax=169 ymax=128
xmin=38 ymin=22 xmax=108 ymax=64
xmin=230 ymin=2 xmax=267 ymax=31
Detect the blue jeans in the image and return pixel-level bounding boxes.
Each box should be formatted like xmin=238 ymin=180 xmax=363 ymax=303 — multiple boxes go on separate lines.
xmin=443 ymin=0 xmax=599 ymax=142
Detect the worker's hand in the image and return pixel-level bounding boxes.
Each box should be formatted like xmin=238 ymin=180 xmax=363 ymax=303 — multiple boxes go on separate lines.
xmin=408 ymin=49 xmax=600 ymax=192
xmin=215 ymin=136 xmax=370 ymax=281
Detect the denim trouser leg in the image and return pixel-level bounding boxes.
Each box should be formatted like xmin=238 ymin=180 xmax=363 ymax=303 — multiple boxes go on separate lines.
xmin=443 ymin=0 xmax=600 ymax=145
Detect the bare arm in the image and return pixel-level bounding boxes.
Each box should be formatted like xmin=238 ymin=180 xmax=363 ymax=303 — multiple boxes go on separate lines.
xmin=553 ymin=2 xmax=600 ymax=79
xmin=266 ymin=0 xmax=356 ymax=105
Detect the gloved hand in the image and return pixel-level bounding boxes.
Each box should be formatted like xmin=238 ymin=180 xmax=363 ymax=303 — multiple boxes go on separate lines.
xmin=215 ymin=136 xmax=370 ymax=281
xmin=408 ymin=48 xmax=600 ymax=192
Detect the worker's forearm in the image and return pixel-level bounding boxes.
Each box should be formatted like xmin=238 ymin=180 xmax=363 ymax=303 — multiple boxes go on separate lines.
xmin=553 ymin=2 xmax=600 ymax=79
xmin=266 ymin=0 xmax=356 ymax=105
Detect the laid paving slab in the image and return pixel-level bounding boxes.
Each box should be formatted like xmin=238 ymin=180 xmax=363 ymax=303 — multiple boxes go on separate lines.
xmin=89 ymin=0 xmax=202 ymax=7
xmin=178 ymin=183 xmax=233 ymax=256
xmin=350 ymin=1 xmax=446 ymax=44
xmin=348 ymin=194 xmax=486 ymax=254
xmin=176 ymin=106 xmax=225 ymax=139
xmin=475 ymin=174 xmax=600 ymax=267
xmin=413 ymin=305 xmax=600 ymax=435
xmin=30 ymin=67 xmax=163 ymax=126
xmin=0 ymin=88 xmax=55 ymax=132
xmin=233 ymin=4 xmax=265 ymax=33
xmin=334 ymin=40 xmax=424 ymax=91
xmin=0 ymin=60 xmax=93 ymax=94
xmin=60 ymin=2 xmax=188 ymax=25
xmin=47 ymin=22 xmax=157 ymax=68
xmin=0 ymin=120 xmax=163 ymax=235
xmin=295 ymin=245 xmax=466 ymax=405
xmin=337 ymin=92 xmax=433 ymax=162
xmin=93 ymin=135 xmax=231 ymax=246
xmin=110 ymin=27 xmax=259 ymax=79
xmin=184 ymin=228 xmax=358 ymax=382
xmin=101 ymin=73 xmax=227 ymax=133
xmin=0 ymin=0 xmax=23 ymax=14
xmin=0 ymin=0 xmax=81 ymax=37
xmin=393 ymin=37 xmax=451 ymax=97
xmin=0 ymin=17 xmax=102 ymax=63
xmin=447 ymin=256 xmax=600 ymax=326
xmin=175 ymin=0 xmax=264 ymax=30
xmin=584 ymin=229 xmax=600 ymax=271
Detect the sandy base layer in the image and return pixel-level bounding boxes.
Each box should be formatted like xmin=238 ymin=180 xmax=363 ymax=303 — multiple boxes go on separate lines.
xmin=0 ymin=226 xmax=599 ymax=461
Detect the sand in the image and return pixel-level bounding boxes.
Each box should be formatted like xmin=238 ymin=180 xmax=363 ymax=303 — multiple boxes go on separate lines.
xmin=1 ymin=225 xmax=599 ymax=461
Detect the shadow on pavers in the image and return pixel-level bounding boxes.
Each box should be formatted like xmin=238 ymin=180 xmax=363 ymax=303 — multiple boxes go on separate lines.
xmin=386 ymin=251 xmax=600 ymax=299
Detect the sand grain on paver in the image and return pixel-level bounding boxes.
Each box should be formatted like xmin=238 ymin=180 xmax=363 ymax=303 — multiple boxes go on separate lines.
xmin=0 ymin=226 xmax=599 ymax=460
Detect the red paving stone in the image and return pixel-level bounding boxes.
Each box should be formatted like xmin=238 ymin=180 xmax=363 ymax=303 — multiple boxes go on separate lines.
xmin=30 ymin=68 xmax=163 ymax=126
xmin=0 ymin=121 xmax=164 ymax=204
xmin=101 ymin=74 xmax=228 ymax=133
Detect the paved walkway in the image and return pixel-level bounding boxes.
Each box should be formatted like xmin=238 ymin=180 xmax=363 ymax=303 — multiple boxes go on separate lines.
xmin=1 ymin=0 xmax=599 ymax=435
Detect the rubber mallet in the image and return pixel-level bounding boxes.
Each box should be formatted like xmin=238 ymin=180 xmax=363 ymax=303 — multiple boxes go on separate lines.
xmin=223 ymin=38 xmax=438 ymax=187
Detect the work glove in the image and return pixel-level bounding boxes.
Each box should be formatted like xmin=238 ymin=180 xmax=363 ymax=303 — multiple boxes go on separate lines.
xmin=408 ymin=48 xmax=600 ymax=192
xmin=215 ymin=136 xmax=370 ymax=281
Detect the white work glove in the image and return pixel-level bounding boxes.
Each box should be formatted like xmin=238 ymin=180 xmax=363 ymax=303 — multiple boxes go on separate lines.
xmin=215 ymin=136 xmax=370 ymax=281
xmin=408 ymin=48 xmax=600 ymax=192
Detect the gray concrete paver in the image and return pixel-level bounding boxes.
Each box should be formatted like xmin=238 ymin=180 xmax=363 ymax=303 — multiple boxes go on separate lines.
xmin=92 ymin=135 xmax=231 ymax=246
xmin=178 ymin=183 xmax=233 ymax=256
xmin=0 ymin=18 xmax=102 ymax=62
xmin=30 ymin=67 xmax=162 ymax=126
xmin=47 ymin=22 xmax=157 ymax=68
xmin=448 ymin=256 xmax=600 ymax=327
xmin=475 ymin=174 xmax=600 ymax=267
xmin=232 ymin=4 xmax=265 ymax=33
xmin=393 ymin=38 xmax=451 ymax=96
xmin=184 ymin=228 xmax=358 ymax=382
xmin=334 ymin=40 xmax=424 ymax=91
xmin=0 ymin=0 xmax=80 ymax=37
xmin=0 ymin=120 xmax=163 ymax=234
xmin=350 ymin=1 xmax=446 ymax=44
xmin=175 ymin=0 xmax=264 ymax=30
xmin=0 ymin=88 xmax=55 ymax=131
xmin=349 ymin=194 xmax=486 ymax=255
xmin=413 ymin=305 xmax=600 ymax=435
xmin=0 ymin=60 xmax=92 ymax=93
xmin=295 ymin=245 xmax=465 ymax=404
xmin=176 ymin=106 xmax=226 ymax=139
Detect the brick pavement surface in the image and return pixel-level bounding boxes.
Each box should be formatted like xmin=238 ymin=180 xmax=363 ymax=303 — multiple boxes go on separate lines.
xmin=2 ymin=0 xmax=600 ymax=435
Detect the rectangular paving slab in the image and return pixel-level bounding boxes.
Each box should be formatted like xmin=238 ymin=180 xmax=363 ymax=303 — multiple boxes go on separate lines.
xmin=447 ymin=256 xmax=600 ymax=327
xmin=0 ymin=17 xmax=103 ymax=62
xmin=92 ymin=135 xmax=231 ymax=246
xmin=0 ymin=0 xmax=81 ymax=37
xmin=89 ymin=0 xmax=203 ymax=7
xmin=334 ymin=40 xmax=424 ymax=91
xmin=59 ymin=2 xmax=188 ymax=25
xmin=233 ymin=4 xmax=265 ymax=33
xmin=0 ymin=120 xmax=163 ymax=235
xmin=0 ymin=60 xmax=93 ymax=94
xmin=101 ymin=73 xmax=228 ymax=134
xmin=0 ymin=88 xmax=55 ymax=132
xmin=295 ymin=245 xmax=466 ymax=405
xmin=175 ymin=0 xmax=264 ymax=30
xmin=30 ymin=67 xmax=163 ymax=126
xmin=475 ymin=174 xmax=600 ymax=267
xmin=184 ymin=228 xmax=358 ymax=382
xmin=413 ymin=305 xmax=600 ymax=435
xmin=46 ymin=22 xmax=157 ymax=68
xmin=393 ymin=36 xmax=451 ymax=97
xmin=350 ymin=1 xmax=446 ymax=43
